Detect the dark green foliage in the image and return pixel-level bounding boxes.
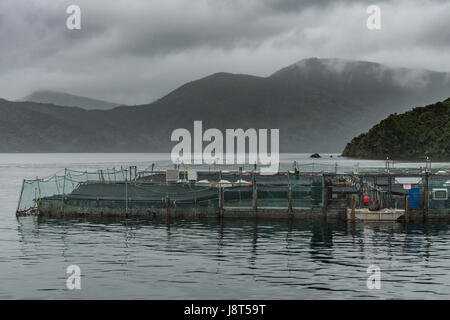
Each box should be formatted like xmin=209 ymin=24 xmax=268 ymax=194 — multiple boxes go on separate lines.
xmin=342 ymin=99 xmax=450 ymax=160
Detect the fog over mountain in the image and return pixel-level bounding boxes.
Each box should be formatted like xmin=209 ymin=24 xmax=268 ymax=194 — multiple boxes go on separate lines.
xmin=21 ymin=91 xmax=122 ymax=110
xmin=1 ymin=58 xmax=449 ymax=153
xmin=1 ymin=0 xmax=450 ymax=104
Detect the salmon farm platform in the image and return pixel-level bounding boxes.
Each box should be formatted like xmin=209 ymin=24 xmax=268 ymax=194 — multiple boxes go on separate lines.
xmin=16 ymin=166 xmax=450 ymax=221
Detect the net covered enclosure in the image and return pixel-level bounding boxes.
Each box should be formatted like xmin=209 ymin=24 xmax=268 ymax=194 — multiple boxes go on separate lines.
xmin=16 ymin=166 xmax=450 ymax=218
xmin=16 ymin=168 xmax=324 ymax=217
xmin=222 ymin=173 xmax=323 ymax=209
xmin=16 ymin=167 xmax=137 ymax=215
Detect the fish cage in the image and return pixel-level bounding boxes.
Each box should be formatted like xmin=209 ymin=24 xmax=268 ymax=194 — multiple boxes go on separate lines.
xmin=326 ymin=172 xmax=450 ymax=216
xmin=222 ymin=173 xmax=323 ymax=209
xmin=16 ymin=167 xmax=137 ymax=215
xmin=16 ymin=167 xmax=324 ymax=218
xmin=16 ymin=165 xmax=450 ymax=219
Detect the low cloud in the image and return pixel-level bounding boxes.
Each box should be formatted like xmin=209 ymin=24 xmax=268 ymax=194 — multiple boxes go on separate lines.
xmin=0 ymin=0 xmax=449 ymax=104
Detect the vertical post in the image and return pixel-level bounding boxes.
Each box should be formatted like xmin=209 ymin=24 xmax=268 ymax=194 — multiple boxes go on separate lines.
xmin=288 ymin=171 xmax=293 ymax=216
xmin=36 ymin=178 xmax=42 ymax=199
xmin=61 ymin=169 xmax=66 ymax=216
xmin=219 ymin=187 xmax=224 ymax=218
xmin=34 ymin=186 xmax=37 ymax=214
xmin=351 ymin=195 xmax=356 ymax=222
xmin=253 ymin=185 xmax=258 ymax=216
xmin=35 ymin=179 xmax=42 ymax=216
xmin=125 ymin=179 xmax=128 ymax=215
xmin=16 ymin=180 xmax=25 ymax=216
xmin=424 ymin=172 xmax=429 ymax=220
xmin=380 ymin=191 xmax=384 ymax=209
xmin=194 ymin=184 xmax=197 ymax=210
xmin=166 ymin=195 xmax=170 ymax=219
xmin=374 ymin=176 xmax=378 ymax=202
xmin=359 ymin=190 xmax=362 ymax=209
xmin=388 ymin=174 xmax=392 ymax=208
xmin=288 ymin=187 xmax=293 ymax=215
xmin=405 ymin=195 xmax=409 ymax=222
xmin=322 ymin=178 xmax=328 ymax=219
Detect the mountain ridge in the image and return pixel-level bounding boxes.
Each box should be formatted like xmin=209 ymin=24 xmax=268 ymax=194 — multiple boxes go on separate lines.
xmin=21 ymin=90 xmax=122 ymax=110
xmin=2 ymin=58 xmax=450 ymax=154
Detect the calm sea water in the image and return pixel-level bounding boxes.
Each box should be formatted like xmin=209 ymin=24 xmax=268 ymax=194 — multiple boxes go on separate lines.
xmin=1 ymin=153 xmax=450 ymax=299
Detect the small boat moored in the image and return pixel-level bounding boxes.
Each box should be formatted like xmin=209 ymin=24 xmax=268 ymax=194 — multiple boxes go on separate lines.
xmin=347 ymin=208 xmax=405 ymax=221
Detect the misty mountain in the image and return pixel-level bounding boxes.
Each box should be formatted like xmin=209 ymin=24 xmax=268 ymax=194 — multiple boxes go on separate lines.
xmin=21 ymin=90 xmax=122 ymax=110
xmin=0 ymin=99 xmax=149 ymax=152
xmin=2 ymin=58 xmax=450 ymax=153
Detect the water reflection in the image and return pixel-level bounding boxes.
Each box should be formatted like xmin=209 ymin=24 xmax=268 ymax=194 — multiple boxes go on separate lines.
xmin=11 ymin=217 xmax=450 ymax=299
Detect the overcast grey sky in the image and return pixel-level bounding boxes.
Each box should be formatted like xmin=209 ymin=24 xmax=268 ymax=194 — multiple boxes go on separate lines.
xmin=0 ymin=0 xmax=449 ymax=104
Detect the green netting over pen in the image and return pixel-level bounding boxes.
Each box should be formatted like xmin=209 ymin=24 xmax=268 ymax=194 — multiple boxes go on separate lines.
xmin=16 ymin=167 xmax=138 ymax=214
xmin=16 ymin=168 xmax=324 ymax=215
xmin=222 ymin=173 xmax=323 ymax=208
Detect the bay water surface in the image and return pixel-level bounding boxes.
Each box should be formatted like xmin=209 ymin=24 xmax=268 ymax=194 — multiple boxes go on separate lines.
xmin=1 ymin=153 xmax=450 ymax=299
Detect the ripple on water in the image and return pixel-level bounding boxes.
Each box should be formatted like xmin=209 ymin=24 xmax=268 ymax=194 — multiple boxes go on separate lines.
xmin=2 ymin=201 xmax=450 ymax=299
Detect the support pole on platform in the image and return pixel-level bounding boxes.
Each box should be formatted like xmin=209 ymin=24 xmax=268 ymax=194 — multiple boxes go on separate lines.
xmin=351 ymin=196 xmax=356 ymax=222
xmin=388 ymin=173 xmax=392 ymax=208
xmin=16 ymin=180 xmax=25 ymax=217
xmin=405 ymin=195 xmax=409 ymax=222
xmin=253 ymin=186 xmax=258 ymax=217
xmin=322 ymin=176 xmax=328 ymax=219
xmin=424 ymin=172 xmax=430 ymax=220
xmin=288 ymin=187 xmax=293 ymax=216
xmin=219 ymin=187 xmax=224 ymax=219
xmin=166 ymin=195 xmax=170 ymax=220
xmin=125 ymin=179 xmax=128 ymax=215
xmin=61 ymin=169 xmax=66 ymax=216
